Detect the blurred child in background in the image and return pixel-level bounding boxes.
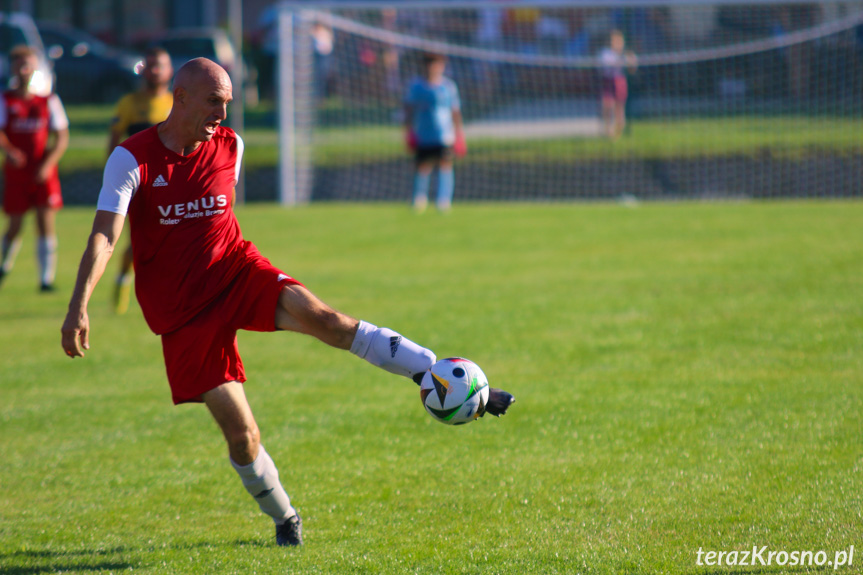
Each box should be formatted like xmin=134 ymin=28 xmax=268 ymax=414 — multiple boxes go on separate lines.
xmin=600 ymin=30 xmax=637 ymax=139
xmin=404 ymin=53 xmax=465 ymax=212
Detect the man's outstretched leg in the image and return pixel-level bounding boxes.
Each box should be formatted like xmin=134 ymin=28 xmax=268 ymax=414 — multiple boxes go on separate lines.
xmin=275 ymin=284 xmax=435 ymax=376
xmin=203 ymin=382 xmax=302 ymax=546
xmin=274 ymin=284 xmax=514 ymax=415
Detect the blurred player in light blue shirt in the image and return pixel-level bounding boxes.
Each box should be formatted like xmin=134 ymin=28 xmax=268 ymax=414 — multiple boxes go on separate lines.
xmin=404 ymin=53 xmax=464 ymax=212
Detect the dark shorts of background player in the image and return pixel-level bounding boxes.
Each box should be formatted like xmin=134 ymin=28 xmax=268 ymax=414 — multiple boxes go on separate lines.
xmin=415 ymin=145 xmax=453 ymax=165
xmin=161 ymin=252 xmax=303 ymax=405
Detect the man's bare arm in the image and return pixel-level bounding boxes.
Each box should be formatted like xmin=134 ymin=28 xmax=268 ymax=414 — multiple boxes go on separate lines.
xmin=61 ymin=210 xmax=126 ymax=357
xmin=36 ymin=128 xmax=69 ymax=183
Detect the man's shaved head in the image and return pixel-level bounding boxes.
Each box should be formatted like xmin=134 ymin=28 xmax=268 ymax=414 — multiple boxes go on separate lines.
xmin=174 ymin=57 xmax=231 ymax=91
xmin=163 ymin=57 xmax=233 ymax=151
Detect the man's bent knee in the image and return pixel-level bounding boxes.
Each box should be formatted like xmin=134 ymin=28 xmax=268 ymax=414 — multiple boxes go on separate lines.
xmin=312 ymin=307 xmax=355 ymax=343
xmin=276 ymin=285 xmax=358 ymax=349
xmin=202 ymin=381 xmax=261 ymax=465
xmin=226 ymin=425 xmax=260 ymax=465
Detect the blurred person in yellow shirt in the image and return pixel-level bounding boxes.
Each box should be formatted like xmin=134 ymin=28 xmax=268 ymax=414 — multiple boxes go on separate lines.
xmin=107 ymin=46 xmax=173 ymax=314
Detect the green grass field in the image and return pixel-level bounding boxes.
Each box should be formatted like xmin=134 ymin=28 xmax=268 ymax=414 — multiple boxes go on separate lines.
xmin=1 ymin=202 xmax=861 ymax=574
xmin=59 ymin=104 xmax=863 ymax=174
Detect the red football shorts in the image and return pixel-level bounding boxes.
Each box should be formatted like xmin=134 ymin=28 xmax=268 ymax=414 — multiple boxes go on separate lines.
xmin=3 ymin=168 xmax=63 ymax=215
xmin=160 ymin=254 xmax=303 ymax=404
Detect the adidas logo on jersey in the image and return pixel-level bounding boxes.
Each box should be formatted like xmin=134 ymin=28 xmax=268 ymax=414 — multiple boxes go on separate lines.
xmin=153 ymin=174 xmax=169 ymax=187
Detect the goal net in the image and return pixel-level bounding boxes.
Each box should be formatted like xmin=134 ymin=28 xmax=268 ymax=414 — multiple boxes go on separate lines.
xmin=275 ymin=1 xmax=863 ymax=203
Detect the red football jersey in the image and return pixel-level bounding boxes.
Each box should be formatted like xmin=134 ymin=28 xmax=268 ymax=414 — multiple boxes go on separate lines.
xmin=101 ymin=125 xmax=252 ymax=334
xmin=1 ymin=90 xmax=68 ymax=171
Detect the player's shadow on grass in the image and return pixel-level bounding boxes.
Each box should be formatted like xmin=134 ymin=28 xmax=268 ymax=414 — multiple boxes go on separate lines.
xmin=0 ymin=547 xmax=133 ymax=574
xmin=228 ymin=538 xmax=271 ymax=548
xmin=1 ymin=539 xmax=277 ymax=573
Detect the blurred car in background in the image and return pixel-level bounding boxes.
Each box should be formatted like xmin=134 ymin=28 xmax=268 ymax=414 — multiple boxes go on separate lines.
xmin=0 ymin=12 xmax=53 ymax=96
xmin=148 ymin=27 xmax=257 ymax=104
xmin=38 ymin=22 xmax=142 ymax=103
xmin=149 ymin=27 xmax=236 ymax=76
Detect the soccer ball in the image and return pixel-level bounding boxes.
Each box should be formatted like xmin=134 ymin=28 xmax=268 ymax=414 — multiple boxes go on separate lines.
xmin=420 ymin=358 xmax=490 ymax=425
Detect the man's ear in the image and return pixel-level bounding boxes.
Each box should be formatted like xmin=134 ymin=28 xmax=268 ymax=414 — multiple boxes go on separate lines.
xmin=173 ymin=86 xmax=185 ymax=105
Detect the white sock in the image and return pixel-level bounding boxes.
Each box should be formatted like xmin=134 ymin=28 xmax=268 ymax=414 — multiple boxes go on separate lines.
xmin=231 ymin=445 xmax=296 ymax=525
xmin=1 ymin=236 xmax=22 ymax=273
xmin=37 ymin=236 xmax=57 ymax=285
xmin=350 ymin=320 xmax=436 ymax=378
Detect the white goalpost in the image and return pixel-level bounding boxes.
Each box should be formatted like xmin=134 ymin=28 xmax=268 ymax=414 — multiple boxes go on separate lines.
xmin=276 ymin=0 xmax=863 ymax=204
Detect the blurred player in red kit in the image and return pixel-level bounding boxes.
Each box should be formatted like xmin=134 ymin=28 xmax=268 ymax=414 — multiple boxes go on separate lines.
xmin=0 ymin=45 xmax=69 ymax=291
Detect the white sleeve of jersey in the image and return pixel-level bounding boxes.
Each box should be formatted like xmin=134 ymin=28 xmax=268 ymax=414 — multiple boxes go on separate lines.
xmin=47 ymin=94 xmax=69 ymax=131
xmin=0 ymin=97 xmax=6 ymax=130
xmin=96 ymin=147 xmax=140 ymax=216
xmin=234 ymin=132 xmax=244 ymax=185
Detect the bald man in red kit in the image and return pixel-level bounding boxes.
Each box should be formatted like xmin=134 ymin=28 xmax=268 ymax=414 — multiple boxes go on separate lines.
xmin=61 ymin=58 xmax=514 ymax=547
